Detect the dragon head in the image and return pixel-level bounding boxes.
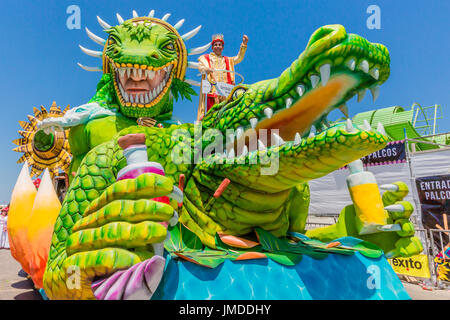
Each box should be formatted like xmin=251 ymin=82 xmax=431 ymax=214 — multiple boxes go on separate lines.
xmin=78 ymin=10 xmax=209 ymax=119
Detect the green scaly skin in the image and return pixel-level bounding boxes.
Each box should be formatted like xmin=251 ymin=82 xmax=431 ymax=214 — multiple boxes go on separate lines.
xmin=43 ymin=24 xmax=422 ymax=300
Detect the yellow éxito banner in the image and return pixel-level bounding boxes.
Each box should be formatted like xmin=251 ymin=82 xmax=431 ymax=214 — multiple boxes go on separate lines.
xmin=388 ymin=254 xmax=431 ymax=278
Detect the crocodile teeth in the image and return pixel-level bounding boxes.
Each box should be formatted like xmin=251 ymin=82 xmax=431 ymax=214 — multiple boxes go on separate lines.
xmin=258 ymin=139 xmax=266 ymax=151
xmin=285 ymin=98 xmax=293 ymax=109
xmin=346 ymin=58 xmax=356 ymax=71
xmin=310 ymin=75 xmax=320 ymax=88
xmin=130 ymin=94 xmax=135 ymax=103
xmin=370 ymin=86 xmax=380 ymax=102
xmin=370 ymin=68 xmax=379 ymax=80
xmin=296 ymin=85 xmax=305 ymax=97
xmin=377 ymin=122 xmax=387 ymax=136
xmin=357 ymin=89 xmax=367 ymax=102
xmin=339 ymin=104 xmax=349 ymax=118
xmin=118 ymin=68 xmax=126 ymax=77
xmin=319 ymin=63 xmax=331 ymax=86
xmin=358 ymin=60 xmax=370 ymax=73
xmin=308 ymin=131 xmax=315 ymax=138
xmin=293 ymin=132 xmax=302 ymax=146
xmin=249 ymin=117 xmax=258 ymax=129
xmin=272 ymin=132 xmax=285 ymax=146
xmin=240 ymin=145 xmax=249 ymax=157
xmin=236 ymin=126 xmax=244 ymax=139
xmin=346 ymin=119 xmax=356 ymax=133
xmin=126 ymin=68 xmax=132 ymax=77
xmin=227 ymin=148 xmax=235 ymax=159
xmin=363 ymin=120 xmax=372 ymax=131
xmin=264 ymin=108 xmax=273 ymax=119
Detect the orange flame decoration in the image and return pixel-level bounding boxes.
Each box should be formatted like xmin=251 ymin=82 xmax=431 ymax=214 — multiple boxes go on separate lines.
xmin=7 ymin=163 xmax=61 ymax=288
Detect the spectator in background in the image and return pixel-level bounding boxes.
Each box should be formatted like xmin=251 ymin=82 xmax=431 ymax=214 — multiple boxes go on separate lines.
xmin=0 ymin=205 xmax=9 ymax=249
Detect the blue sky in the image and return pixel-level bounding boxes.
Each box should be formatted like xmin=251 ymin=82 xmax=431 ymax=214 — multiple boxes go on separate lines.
xmin=0 ymin=0 xmax=449 ymax=203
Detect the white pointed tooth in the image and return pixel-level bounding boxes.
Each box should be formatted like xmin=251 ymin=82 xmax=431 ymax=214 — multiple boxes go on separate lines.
xmin=240 ymin=145 xmax=249 ymax=157
xmin=249 ymin=117 xmax=258 ymax=129
xmin=236 ymin=127 xmax=244 ymax=139
xmin=123 ymin=91 xmax=129 ymax=102
xmin=116 ymin=13 xmax=124 ymax=24
xmin=77 ymin=63 xmax=102 ymax=72
xmin=358 ymin=60 xmax=370 ymax=73
xmin=377 ymin=122 xmax=387 ymax=136
xmin=188 ymin=42 xmax=210 ymax=55
xmin=133 ymin=68 xmax=138 ymax=78
xmin=173 ymin=19 xmax=185 ymax=30
xmin=272 ymin=133 xmax=285 ymax=146
xmin=285 ymin=98 xmax=293 ymax=109
xmin=296 ymin=84 xmax=305 ymax=97
xmin=263 ymin=108 xmax=273 ymax=119
xmin=96 ymin=16 xmax=111 ymax=29
xmin=118 ymin=68 xmax=125 ymax=77
xmin=310 ymin=75 xmax=320 ymax=88
xmin=182 ymin=25 xmax=202 ymax=41
xmin=148 ymin=10 xmax=155 ymax=17
xmin=370 ymin=86 xmax=380 ymax=102
xmin=142 ymin=94 xmax=147 ymax=104
xmin=228 ymin=148 xmax=235 ymax=159
xmin=319 ymin=63 xmax=331 ymax=86
xmin=148 ymin=69 xmax=155 ymax=80
xmin=339 ymin=104 xmax=349 ymax=118
xmin=346 ymin=119 xmax=356 ymax=133
xmin=144 ymin=93 xmax=150 ymax=104
xmin=370 ymin=67 xmax=379 ymax=80
xmin=132 ymin=10 xmax=139 ymax=18
xmin=130 ymin=94 xmax=134 ymax=103
xmin=148 ymin=90 xmax=154 ymax=100
xmin=85 ymin=27 xmax=106 ymax=46
xmin=294 ymin=132 xmax=302 ymax=146
xmin=357 ymin=89 xmax=367 ymax=102
xmin=79 ymin=45 xmax=103 ymax=58
xmin=126 ymin=68 xmax=131 ymax=77
xmin=187 ymin=61 xmax=200 ymax=69
xmin=161 ymin=13 xmax=171 ymax=21
xmin=258 ymin=140 xmax=266 ymax=151
xmin=153 ymin=88 xmax=157 ymax=98
xmin=363 ymin=120 xmax=372 ymax=131
xmin=138 ymin=68 xmax=142 ymax=78
xmin=346 ymin=58 xmax=356 ymax=71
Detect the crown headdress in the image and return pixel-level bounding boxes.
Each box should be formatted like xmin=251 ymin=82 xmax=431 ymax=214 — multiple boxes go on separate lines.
xmin=211 ymin=34 xmax=224 ymax=46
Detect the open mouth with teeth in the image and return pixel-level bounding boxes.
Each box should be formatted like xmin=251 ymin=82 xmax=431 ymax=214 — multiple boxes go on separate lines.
xmin=217 ymin=48 xmax=389 ymax=157
xmin=111 ymin=59 xmax=176 ymax=108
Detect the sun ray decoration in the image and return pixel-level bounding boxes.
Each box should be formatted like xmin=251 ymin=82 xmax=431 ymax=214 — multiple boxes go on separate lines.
xmin=13 ymin=102 xmax=72 ymax=178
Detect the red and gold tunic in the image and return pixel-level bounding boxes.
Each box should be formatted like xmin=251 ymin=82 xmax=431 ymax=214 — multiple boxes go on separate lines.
xmin=198 ymin=44 xmax=247 ymax=110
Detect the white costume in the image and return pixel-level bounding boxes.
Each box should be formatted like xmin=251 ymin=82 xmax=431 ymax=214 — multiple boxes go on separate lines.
xmin=0 ymin=215 xmax=9 ymax=249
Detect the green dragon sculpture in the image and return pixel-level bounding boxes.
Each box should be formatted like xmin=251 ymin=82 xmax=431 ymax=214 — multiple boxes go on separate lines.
xmin=33 ymin=11 xmax=422 ymax=300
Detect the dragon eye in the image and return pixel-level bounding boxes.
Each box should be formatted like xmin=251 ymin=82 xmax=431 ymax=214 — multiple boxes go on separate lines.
xmin=232 ymin=88 xmax=246 ymax=100
xmin=165 ymin=43 xmax=175 ymax=50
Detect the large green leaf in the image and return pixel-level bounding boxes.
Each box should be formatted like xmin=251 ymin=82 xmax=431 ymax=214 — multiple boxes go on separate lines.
xmin=354 ymin=241 xmax=384 ymax=259
xmin=177 ymin=249 xmax=240 ymax=268
xmin=265 ymin=252 xmax=303 ymax=266
xmin=164 ymin=223 xmax=203 ymax=253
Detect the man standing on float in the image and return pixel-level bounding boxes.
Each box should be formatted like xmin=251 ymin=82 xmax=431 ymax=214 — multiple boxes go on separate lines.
xmin=198 ymin=34 xmax=249 ymax=111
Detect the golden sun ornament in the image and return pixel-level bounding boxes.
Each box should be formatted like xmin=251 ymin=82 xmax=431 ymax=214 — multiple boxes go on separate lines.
xmin=13 ymin=102 xmax=72 ymax=178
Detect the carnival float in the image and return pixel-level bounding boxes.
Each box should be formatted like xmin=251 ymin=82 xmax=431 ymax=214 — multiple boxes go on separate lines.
xmin=8 ymin=9 xmax=424 ymax=300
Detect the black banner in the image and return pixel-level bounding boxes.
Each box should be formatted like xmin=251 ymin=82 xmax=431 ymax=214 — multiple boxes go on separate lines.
xmin=416 ymin=175 xmax=450 ymax=250
xmin=361 ymin=140 xmax=406 ymax=166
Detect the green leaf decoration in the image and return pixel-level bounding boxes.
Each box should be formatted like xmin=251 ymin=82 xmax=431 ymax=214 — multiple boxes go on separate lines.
xmin=255 ymin=228 xmax=292 ymax=252
xmin=164 ymin=223 xmax=203 ymax=253
xmin=265 ymin=252 xmax=303 ymax=266
xmin=171 ymin=78 xmax=198 ymax=102
xmin=353 ymin=241 xmax=384 ymax=259
xmin=176 ymin=249 xmax=240 ymax=268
